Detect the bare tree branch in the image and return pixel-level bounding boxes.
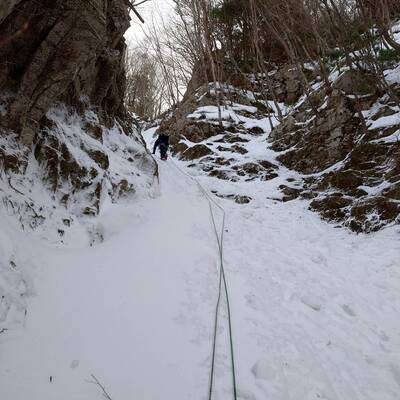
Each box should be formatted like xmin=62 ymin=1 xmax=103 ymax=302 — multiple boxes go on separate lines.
xmin=126 ymin=0 xmax=150 ymax=24
xmin=86 ymin=374 xmax=114 ymax=400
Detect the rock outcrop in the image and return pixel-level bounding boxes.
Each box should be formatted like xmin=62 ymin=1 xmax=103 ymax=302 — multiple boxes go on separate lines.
xmin=159 ymin=62 xmax=314 ymax=151
xmin=0 ymin=0 xmax=131 ymax=144
xmin=158 ymin=58 xmax=399 ymax=232
xmin=269 ymin=70 xmax=400 ymax=232
xmin=0 ymin=1 xmax=157 ymax=241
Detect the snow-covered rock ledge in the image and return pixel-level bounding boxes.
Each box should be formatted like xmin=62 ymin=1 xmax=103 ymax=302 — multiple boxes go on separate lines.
xmin=1 ymin=103 xmax=157 ymax=246
xmin=0 ymin=102 xmax=157 ymax=337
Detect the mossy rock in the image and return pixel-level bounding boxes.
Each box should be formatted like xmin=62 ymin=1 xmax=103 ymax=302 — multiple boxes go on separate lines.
xmin=310 ymin=194 xmax=352 ymax=221
xmin=310 ymin=195 xmax=352 ymax=221
xmin=89 ymin=167 xmax=99 ymax=179
xmin=348 ymin=197 xmax=399 ymax=232
xmin=301 ymin=191 xmax=318 ymax=200
xmin=184 ymin=121 xmax=223 ymax=143
xmin=382 ymin=184 xmax=400 ymax=200
xmin=261 ymin=172 xmax=279 ymax=181
xmin=223 ymin=135 xmax=249 ymax=144
xmin=243 ymin=163 xmax=264 ymax=175
xmin=348 ymin=188 xmax=369 ymax=198
xmin=60 ymin=193 xmax=70 ymax=205
xmin=83 ymin=206 xmax=98 ymax=216
xmin=83 ymin=122 xmax=103 ymax=142
xmin=87 ymin=149 xmax=109 ymax=170
xmin=249 ymin=126 xmax=264 ymax=135
xmin=113 ymin=179 xmax=136 ymax=198
xmin=329 ymin=170 xmax=363 ymax=190
xmin=333 ymin=70 xmax=376 ymax=96
xmin=181 ymin=144 xmax=213 ymax=161
xmin=279 ymin=185 xmax=302 ymax=202
xmin=231 ymin=145 xmax=248 ymax=154
xmin=84 ymin=182 xmax=102 ymax=216
xmin=311 ymin=195 xmax=352 ymax=210
xmin=59 ymin=143 xmax=87 ymax=182
xmin=234 ymin=195 xmax=252 ymax=204
xmin=172 ymin=142 xmax=189 ymax=155
xmin=351 ymin=197 xmax=399 ymax=221
xmin=208 ymin=169 xmax=231 ymax=180
xmin=258 ymin=160 xmax=278 ymax=171
xmin=34 ymin=135 xmax=61 ymax=190
xmin=0 ymin=149 xmax=21 ymax=173
xmin=213 ymin=157 xmax=231 ymax=166
xmin=217 ymin=145 xmax=234 ymax=152
xmin=346 ymin=143 xmax=388 ymax=171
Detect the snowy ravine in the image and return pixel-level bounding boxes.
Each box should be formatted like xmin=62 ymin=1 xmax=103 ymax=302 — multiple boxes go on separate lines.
xmin=1 ymin=131 xmax=400 ymax=400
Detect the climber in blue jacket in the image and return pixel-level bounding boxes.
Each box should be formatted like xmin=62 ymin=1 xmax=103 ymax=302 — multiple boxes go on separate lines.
xmin=153 ymin=133 xmax=170 ymax=160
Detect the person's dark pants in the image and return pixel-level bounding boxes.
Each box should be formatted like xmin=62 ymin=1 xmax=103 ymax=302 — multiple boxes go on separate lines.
xmin=159 ymin=143 xmax=168 ymax=159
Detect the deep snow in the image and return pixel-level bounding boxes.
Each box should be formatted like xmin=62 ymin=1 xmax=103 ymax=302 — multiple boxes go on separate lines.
xmin=0 ymin=130 xmax=400 ymax=400
xmin=0 ymin=158 xmax=219 ymax=399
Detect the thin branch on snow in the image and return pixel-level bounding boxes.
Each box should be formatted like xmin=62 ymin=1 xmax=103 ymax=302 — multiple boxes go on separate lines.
xmin=86 ymin=374 xmax=114 ymax=400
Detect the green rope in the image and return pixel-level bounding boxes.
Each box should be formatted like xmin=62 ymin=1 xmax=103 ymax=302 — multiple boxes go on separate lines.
xmin=169 ymin=160 xmax=238 ymax=400
xmin=208 ymin=202 xmax=237 ymax=400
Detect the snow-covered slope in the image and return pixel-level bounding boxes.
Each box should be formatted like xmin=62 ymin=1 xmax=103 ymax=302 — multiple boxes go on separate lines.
xmin=1 ymin=130 xmax=399 ymax=400
xmin=171 ymin=143 xmax=400 ymax=400
xmin=0 ymin=104 xmax=157 ymax=364
xmin=0 ymin=158 xmax=218 ymax=399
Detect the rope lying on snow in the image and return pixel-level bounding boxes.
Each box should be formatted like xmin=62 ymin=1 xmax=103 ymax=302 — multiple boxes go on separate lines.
xmin=169 ymin=159 xmax=238 ymax=400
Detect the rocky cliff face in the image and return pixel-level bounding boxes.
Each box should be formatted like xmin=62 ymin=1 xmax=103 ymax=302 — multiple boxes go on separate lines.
xmin=0 ymin=1 xmax=157 ymax=242
xmin=269 ymin=71 xmax=400 ymax=232
xmin=0 ymin=0 xmax=131 ymax=143
xmin=158 ymin=59 xmax=400 ymax=233
xmin=159 ymin=62 xmax=312 ymax=150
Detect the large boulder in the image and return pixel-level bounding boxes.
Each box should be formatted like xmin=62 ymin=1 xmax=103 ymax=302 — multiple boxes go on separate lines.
xmin=0 ymin=0 xmax=130 ymax=145
xmin=181 ymin=144 xmax=214 ymax=161
xmin=273 ymin=90 xmax=360 ymax=174
xmin=270 ymin=65 xmax=309 ymax=104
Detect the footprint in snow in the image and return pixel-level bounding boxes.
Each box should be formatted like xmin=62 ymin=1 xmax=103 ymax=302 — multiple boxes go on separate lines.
xmin=301 ymin=295 xmax=323 ymax=312
xmin=237 ymin=388 xmax=256 ymax=400
xmin=311 ymin=253 xmax=327 ymax=266
xmin=379 ymin=330 xmax=390 ymax=342
xmin=390 ymin=364 xmax=400 ymax=388
xmin=251 ymin=360 xmax=277 ymax=381
xmin=245 ymin=294 xmax=259 ymax=310
xmin=341 ymin=304 xmax=356 ymax=317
